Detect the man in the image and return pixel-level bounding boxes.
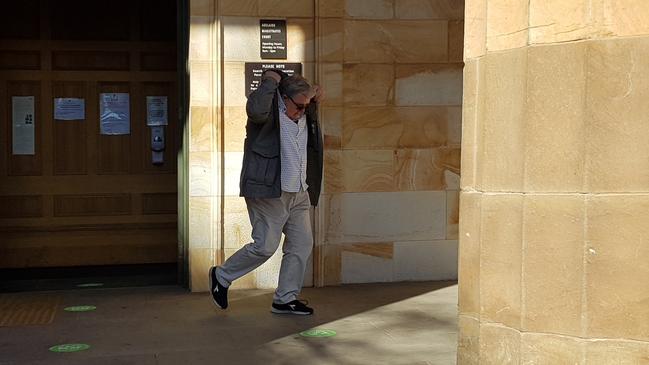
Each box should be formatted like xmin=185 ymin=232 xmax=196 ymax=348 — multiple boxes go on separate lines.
xmin=209 ymin=69 xmax=324 ymax=315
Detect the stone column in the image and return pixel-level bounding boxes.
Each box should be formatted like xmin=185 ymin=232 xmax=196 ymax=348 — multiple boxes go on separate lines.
xmin=459 ymin=0 xmax=649 ymax=363
xmin=316 ymin=0 xmax=464 ymax=286
xmin=187 ymin=0 xmax=221 ymax=291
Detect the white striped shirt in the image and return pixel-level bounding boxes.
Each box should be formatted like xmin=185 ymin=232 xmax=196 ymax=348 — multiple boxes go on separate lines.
xmin=278 ymin=93 xmax=309 ymax=192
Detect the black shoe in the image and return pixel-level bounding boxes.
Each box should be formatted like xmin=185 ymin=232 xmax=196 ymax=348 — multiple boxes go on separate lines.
xmin=209 ymin=266 xmax=228 ymax=309
xmin=271 ymin=300 xmax=313 ymax=315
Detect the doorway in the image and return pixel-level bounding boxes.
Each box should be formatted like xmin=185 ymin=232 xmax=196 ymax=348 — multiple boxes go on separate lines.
xmin=0 ymin=0 xmax=184 ymax=290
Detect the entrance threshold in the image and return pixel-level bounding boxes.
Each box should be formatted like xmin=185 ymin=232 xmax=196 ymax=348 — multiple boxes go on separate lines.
xmin=0 ymin=263 xmax=178 ymax=293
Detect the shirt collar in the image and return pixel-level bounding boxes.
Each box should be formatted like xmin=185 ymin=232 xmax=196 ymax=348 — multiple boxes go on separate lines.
xmin=278 ymin=91 xmax=287 ymax=114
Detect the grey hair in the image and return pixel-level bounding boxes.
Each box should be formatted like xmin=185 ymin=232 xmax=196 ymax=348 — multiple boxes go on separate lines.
xmin=280 ymin=75 xmax=313 ymax=99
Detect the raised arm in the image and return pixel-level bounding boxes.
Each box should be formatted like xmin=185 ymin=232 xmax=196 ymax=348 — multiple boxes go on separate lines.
xmin=246 ymin=71 xmax=281 ymax=124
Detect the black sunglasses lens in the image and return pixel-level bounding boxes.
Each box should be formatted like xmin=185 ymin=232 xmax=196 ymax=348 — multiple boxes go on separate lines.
xmin=288 ymin=96 xmax=306 ymax=111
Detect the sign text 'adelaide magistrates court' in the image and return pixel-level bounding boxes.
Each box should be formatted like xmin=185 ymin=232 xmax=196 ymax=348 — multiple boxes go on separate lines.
xmin=260 ymin=19 xmax=287 ymax=59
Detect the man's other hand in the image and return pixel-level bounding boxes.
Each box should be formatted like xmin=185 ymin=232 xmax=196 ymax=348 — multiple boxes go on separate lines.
xmin=311 ymin=85 xmax=325 ymax=103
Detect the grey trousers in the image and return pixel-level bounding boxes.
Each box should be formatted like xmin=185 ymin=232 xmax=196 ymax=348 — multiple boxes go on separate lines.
xmin=215 ymin=191 xmax=313 ymax=304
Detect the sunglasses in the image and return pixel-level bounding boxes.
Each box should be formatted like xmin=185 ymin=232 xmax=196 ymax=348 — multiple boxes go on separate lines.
xmin=285 ymin=95 xmax=308 ymax=111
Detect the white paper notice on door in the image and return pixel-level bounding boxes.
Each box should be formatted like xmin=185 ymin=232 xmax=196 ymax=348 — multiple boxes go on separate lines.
xmin=99 ymin=93 xmax=130 ymax=135
xmin=12 ymin=96 xmax=35 ymax=155
xmin=54 ymin=98 xmax=85 ymax=120
xmin=146 ymin=96 xmax=168 ymax=126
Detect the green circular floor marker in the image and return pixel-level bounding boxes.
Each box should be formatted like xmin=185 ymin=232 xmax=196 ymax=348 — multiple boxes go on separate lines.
xmin=299 ymin=329 xmax=337 ymax=338
xmin=64 ymin=305 xmax=97 ymax=312
xmin=76 ymin=283 xmax=104 ymax=288
xmin=49 ymin=343 xmax=90 ymax=353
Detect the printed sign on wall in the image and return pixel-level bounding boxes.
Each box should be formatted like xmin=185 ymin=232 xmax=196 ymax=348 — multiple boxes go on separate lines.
xmin=260 ymin=19 xmax=287 ymax=59
xmin=12 ymin=96 xmax=35 ymax=155
xmin=99 ymin=93 xmax=130 ymax=135
xmin=54 ymin=98 xmax=85 ymax=121
xmin=244 ymin=62 xmax=302 ymax=96
xmin=146 ymin=96 xmax=168 ymax=126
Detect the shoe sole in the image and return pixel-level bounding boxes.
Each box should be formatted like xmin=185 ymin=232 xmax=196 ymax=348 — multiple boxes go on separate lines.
xmin=209 ymin=266 xmax=226 ymax=310
xmin=271 ymin=307 xmax=312 ymax=315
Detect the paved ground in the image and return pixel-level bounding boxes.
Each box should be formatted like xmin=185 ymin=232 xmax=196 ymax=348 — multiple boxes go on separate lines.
xmin=0 ymin=281 xmax=458 ymax=365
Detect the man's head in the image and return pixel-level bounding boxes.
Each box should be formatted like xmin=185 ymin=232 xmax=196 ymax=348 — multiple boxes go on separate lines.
xmin=280 ymin=75 xmax=315 ymax=121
